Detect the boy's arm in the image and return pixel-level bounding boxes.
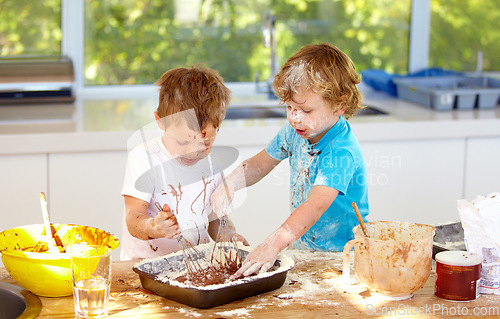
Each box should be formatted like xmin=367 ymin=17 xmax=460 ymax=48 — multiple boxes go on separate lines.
xmin=238 ymin=149 xmax=282 ymax=188
xmin=234 ymin=185 xmax=338 ymax=277
xmin=124 ymin=195 xmax=180 ymax=240
xmin=211 ymin=149 xmax=281 ymax=217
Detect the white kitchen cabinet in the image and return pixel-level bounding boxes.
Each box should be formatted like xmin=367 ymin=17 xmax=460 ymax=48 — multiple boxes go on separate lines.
xmin=0 ymin=154 xmax=47 ymax=231
xmin=48 ymin=151 xmax=127 ymax=260
xmin=464 ymin=136 xmax=500 ymax=200
xmin=360 ymin=138 xmax=466 ymax=225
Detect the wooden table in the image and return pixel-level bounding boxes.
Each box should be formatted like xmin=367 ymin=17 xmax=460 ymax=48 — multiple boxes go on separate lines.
xmin=1 ymin=250 xmax=499 ymax=318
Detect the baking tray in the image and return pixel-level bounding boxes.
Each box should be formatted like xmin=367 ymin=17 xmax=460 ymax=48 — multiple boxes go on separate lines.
xmin=432 ymin=222 xmax=466 ymax=259
xmin=133 ymin=244 xmax=294 ymax=309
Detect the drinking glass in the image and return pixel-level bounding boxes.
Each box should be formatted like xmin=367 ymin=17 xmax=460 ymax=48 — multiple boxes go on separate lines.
xmin=70 ymin=244 xmax=111 ymax=318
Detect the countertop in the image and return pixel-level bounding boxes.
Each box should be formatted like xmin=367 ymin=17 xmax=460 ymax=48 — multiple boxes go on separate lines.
xmin=1 ymin=250 xmax=499 ymax=318
xmin=1 ymin=85 xmax=500 ymax=155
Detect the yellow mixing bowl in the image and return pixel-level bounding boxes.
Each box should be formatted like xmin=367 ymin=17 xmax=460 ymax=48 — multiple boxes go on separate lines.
xmin=0 ymin=224 xmax=119 ymax=297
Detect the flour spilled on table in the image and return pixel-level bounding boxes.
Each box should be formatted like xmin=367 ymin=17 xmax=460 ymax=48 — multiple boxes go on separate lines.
xmin=163 ymin=302 xmax=267 ymax=317
xmin=271 ymin=249 xmax=345 ymax=306
xmin=215 ymin=308 xmax=252 ymax=317
xmin=277 ymin=273 xmax=323 ymax=299
xmin=163 ymin=306 xmax=203 ymax=318
xmin=213 ymin=302 xmax=270 ymax=317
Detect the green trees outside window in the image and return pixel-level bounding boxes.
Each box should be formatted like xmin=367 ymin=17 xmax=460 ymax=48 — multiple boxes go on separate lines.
xmin=1 ymin=0 xmax=498 ymax=87
xmin=83 ymin=0 xmax=410 ymax=85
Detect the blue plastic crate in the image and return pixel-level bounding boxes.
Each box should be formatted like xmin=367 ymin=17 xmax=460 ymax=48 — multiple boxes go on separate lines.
xmin=361 ymin=68 xmax=463 ymax=97
xmin=361 ymin=69 xmax=399 ymax=96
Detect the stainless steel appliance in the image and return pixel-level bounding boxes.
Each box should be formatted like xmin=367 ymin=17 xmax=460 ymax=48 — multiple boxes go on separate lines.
xmin=0 ymin=56 xmax=75 ymax=104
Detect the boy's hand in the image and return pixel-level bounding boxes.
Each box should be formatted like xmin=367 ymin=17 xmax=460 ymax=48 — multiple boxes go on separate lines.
xmin=230 ymin=233 xmax=250 ymax=246
xmin=233 ymin=242 xmax=280 ymax=278
xmin=210 ymin=183 xmax=235 ymax=218
xmin=151 ymin=203 xmax=181 ymax=239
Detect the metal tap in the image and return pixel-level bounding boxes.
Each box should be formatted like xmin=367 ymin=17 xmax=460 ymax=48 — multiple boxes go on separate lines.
xmin=256 ymin=10 xmax=278 ymax=99
xmin=264 ymin=11 xmax=279 ymax=80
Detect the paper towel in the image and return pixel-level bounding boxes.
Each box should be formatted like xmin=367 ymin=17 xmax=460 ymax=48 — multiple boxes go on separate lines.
xmin=458 ymin=192 xmax=500 ymax=295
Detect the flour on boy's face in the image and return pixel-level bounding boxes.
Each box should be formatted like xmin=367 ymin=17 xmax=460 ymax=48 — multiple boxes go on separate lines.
xmin=285 ymin=91 xmax=343 ymax=144
xmin=162 ymin=120 xmax=218 ymax=166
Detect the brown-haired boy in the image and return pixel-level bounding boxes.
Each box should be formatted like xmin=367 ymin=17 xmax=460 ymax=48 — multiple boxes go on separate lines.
xmin=212 ymin=43 xmax=369 ymax=276
xmin=121 ymin=66 xmax=247 ymax=260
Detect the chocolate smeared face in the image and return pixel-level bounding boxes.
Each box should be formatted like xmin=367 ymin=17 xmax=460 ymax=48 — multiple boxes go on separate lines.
xmin=285 ymin=91 xmax=344 ymax=144
xmin=162 ymin=121 xmax=218 ymax=166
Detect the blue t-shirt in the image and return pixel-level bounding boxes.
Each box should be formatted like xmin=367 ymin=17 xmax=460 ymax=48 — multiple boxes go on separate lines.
xmin=265 ymin=116 xmax=369 ymax=251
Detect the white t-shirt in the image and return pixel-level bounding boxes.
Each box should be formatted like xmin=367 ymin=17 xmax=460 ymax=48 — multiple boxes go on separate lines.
xmin=121 ymin=136 xmax=221 ymax=260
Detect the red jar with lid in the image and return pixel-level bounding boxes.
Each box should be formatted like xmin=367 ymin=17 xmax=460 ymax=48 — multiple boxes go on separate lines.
xmin=435 ymin=251 xmax=482 ymax=301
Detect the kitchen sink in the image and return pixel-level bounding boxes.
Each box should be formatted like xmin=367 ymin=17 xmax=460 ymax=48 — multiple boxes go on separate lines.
xmin=0 ymin=281 xmax=42 ymax=319
xmin=224 ymin=105 xmax=387 ymax=119
xmin=358 ymin=105 xmax=388 ymax=116
xmin=225 ymin=106 xmax=286 ymax=119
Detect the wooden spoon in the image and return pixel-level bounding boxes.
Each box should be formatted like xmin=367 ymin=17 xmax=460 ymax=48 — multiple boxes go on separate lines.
xmin=352 ymin=202 xmax=369 ymax=238
xmin=40 ymin=192 xmax=58 ymax=254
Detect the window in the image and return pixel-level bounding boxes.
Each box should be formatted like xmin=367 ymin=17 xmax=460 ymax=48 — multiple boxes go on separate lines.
xmin=0 ymin=0 xmax=62 ymax=57
xmin=7 ymin=1 xmax=498 ymax=91
xmin=83 ymin=0 xmax=411 ymax=86
xmin=429 ymin=0 xmax=499 ymax=72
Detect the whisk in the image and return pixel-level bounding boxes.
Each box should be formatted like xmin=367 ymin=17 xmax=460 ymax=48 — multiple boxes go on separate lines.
xmin=154 ymin=202 xmax=215 ymax=279
xmin=211 ymin=216 xmax=242 ymax=271
xmin=209 ymin=166 xmax=243 ymax=273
